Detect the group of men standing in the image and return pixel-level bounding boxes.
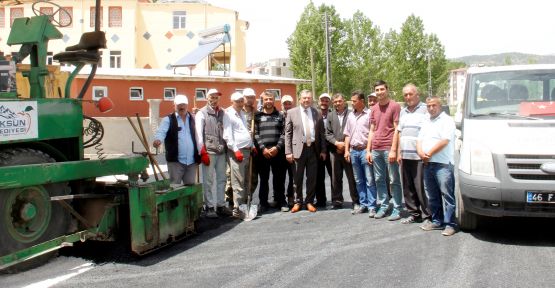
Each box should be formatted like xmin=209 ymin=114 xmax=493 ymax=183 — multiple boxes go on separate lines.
xmin=153 ymin=80 xmax=458 ymax=236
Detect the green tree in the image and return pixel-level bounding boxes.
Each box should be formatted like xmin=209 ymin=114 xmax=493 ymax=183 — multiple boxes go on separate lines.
xmin=286 ymin=2 xmax=342 ymax=96
xmin=338 ymin=10 xmax=383 ymax=95
xmin=288 ymin=7 xmax=450 ymax=101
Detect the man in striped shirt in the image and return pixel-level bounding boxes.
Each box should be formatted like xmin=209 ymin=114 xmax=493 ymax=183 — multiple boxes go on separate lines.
xmin=397 ymin=84 xmax=430 ymax=224
xmin=254 ymin=90 xmax=288 ymax=212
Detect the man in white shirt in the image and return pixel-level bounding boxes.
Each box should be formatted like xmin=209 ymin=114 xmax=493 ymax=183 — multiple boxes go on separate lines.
xmin=417 ymin=96 xmax=457 ymax=236
xmin=223 ymin=92 xmax=253 ymax=217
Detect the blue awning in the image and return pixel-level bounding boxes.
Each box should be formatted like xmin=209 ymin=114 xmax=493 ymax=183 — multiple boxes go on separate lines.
xmin=172 ymin=40 xmax=222 ymax=67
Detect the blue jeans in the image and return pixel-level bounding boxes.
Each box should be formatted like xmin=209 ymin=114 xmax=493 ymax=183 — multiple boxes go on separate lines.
xmin=350 ymin=149 xmax=377 ymax=209
xmin=423 ymin=162 xmax=456 ymax=228
xmin=372 ymin=150 xmax=403 ymax=211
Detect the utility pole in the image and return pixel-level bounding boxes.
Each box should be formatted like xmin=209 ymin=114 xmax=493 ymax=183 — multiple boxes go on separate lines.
xmin=427 ymin=49 xmax=433 ymax=97
xmin=324 ymin=11 xmax=332 ymax=93
xmin=310 ymin=47 xmax=316 ymax=101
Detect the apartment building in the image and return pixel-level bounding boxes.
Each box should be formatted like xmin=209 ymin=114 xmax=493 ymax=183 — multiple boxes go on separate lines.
xmin=0 ymin=0 xmax=247 ymax=72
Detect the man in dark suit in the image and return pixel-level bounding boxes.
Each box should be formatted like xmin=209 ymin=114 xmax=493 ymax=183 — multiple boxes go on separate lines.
xmin=325 ymin=93 xmax=358 ymax=209
xmin=315 ymin=93 xmax=333 ymax=207
xmin=285 ymin=89 xmax=327 ymax=213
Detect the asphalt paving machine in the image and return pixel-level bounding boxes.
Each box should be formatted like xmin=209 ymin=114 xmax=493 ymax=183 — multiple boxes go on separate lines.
xmin=0 ymin=0 xmax=203 ymax=271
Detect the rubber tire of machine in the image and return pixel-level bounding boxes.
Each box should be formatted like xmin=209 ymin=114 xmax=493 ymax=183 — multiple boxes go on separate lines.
xmin=0 ymin=148 xmax=71 ymax=272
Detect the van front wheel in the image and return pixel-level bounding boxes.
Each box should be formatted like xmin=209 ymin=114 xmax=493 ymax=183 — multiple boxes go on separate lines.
xmin=456 ymin=184 xmax=478 ymax=231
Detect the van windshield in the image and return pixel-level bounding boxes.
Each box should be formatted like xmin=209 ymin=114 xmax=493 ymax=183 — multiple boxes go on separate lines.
xmin=468 ymin=69 xmax=555 ymax=120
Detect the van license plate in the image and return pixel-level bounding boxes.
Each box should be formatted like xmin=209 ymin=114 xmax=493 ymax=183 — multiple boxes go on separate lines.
xmin=526 ymin=191 xmax=555 ymax=203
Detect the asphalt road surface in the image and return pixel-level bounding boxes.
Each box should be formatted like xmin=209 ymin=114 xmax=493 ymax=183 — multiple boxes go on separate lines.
xmin=2 ymin=201 xmax=555 ymax=288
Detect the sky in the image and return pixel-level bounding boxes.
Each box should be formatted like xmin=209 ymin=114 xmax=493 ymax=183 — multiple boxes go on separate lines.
xmin=208 ymin=0 xmax=555 ymax=64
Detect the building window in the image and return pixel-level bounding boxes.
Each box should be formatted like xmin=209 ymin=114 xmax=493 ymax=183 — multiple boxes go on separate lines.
xmin=0 ymin=8 xmax=5 ymax=28
xmin=90 ymin=6 xmax=103 ymax=28
xmin=46 ymin=52 xmax=53 ymax=65
xmin=60 ymin=7 xmax=72 ymax=27
xmin=266 ymin=89 xmax=281 ymax=100
xmin=195 ymin=88 xmax=207 ymax=100
xmin=10 ymin=8 xmax=23 ymax=27
xmin=172 ymin=11 xmax=186 ymax=29
xmin=92 ymin=86 xmax=107 ymax=101
xmin=108 ymin=7 xmax=122 ymax=27
xmin=109 ymin=51 xmax=121 ymax=68
xmin=129 ymin=87 xmax=143 ymax=101
xmin=164 ymin=88 xmax=176 ymax=101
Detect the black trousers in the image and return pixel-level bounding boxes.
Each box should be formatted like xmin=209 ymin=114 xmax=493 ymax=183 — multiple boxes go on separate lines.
xmin=401 ymin=159 xmax=430 ymax=219
xmin=286 ymin=162 xmax=294 ymax=203
xmin=315 ymin=151 xmax=332 ymax=206
xmin=330 ymin=151 xmax=358 ymax=205
xmin=258 ymin=153 xmax=287 ymax=207
xmin=293 ymin=145 xmax=318 ymax=204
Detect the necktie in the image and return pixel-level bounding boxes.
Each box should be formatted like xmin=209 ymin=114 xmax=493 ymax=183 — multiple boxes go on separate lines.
xmin=304 ymin=109 xmax=312 ymax=147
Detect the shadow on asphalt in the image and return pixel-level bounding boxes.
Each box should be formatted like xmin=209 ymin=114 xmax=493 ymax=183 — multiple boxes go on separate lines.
xmin=59 ymin=215 xmax=241 ymax=266
xmin=469 ymin=216 xmax=555 ymax=246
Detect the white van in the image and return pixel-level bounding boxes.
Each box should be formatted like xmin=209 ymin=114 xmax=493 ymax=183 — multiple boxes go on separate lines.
xmin=455 ymin=64 xmax=555 ymax=230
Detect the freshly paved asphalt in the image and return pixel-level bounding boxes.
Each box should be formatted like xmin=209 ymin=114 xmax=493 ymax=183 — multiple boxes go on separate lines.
xmin=2 ymin=153 xmax=555 ymax=287
xmin=2 ymin=202 xmax=555 ymax=288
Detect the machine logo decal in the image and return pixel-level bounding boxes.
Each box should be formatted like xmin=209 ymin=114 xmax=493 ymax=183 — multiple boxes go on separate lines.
xmin=0 ymin=101 xmax=38 ymax=140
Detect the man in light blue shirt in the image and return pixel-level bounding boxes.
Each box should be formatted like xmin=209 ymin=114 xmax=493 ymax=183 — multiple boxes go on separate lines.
xmin=417 ymin=96 xmax=457 ymax=236
xmin=153 ymin=94 xmax=200 ymax=185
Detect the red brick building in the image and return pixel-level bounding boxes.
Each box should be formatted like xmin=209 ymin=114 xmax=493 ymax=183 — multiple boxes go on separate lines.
xmin=73 ymin=68 xmax=307 ymax=117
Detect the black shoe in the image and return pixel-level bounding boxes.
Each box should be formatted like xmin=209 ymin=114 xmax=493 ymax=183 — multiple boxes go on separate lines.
xmin=259 ymin=205 xmax=270 ymax=213
xmin=331 ymin=201 xmax=343 ymax=209
xmin=217 ymin=206 xmax=233 ymax=216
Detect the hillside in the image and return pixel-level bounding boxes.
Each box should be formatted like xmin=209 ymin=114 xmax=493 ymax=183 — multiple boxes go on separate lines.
xmin=451 ymin=52 xmax=555 ymax=66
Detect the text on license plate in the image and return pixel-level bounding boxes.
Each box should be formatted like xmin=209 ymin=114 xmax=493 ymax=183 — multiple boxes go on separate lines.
xmin=526 ymin=191 xmax=555 ymax=203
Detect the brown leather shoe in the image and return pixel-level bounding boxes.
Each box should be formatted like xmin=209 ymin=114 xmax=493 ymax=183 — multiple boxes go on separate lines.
xmin=291 ymin=204 xmax=302 ymax=213
xmin=307 ymin=203 xmax=317 ymax=212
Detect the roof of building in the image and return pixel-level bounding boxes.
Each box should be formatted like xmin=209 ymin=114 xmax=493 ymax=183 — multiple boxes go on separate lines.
xmin=70 ymin=67 xmax=309 ymax=84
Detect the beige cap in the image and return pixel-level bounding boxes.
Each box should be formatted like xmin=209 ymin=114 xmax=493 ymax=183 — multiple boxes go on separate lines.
xmin=281 ymin=95 xmax=293 ymax=104
xmin=243 ymin=88 xmax=256 ymax=97
xmin=231 ymin=92 xmax=244 ymax=101
xmin=174 ymin=94 xmax=188 ymax=105
xmin=369 ymin=92 xmax=377 ymax=98
xmin=319 ymin=93 xmax=331 ymax=100
xmin=207 ymin=88 xmax=222 ymax=96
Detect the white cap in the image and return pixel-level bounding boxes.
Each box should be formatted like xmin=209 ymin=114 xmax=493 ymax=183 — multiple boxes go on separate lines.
xmin=243 ymin=88 xmax=256 ymax=97
xmin=231 ymin=92 xmax=244 ymax=101
xmin=174 ymin=94 xmax=188 ymax=105
xmin=369 ymin=92 xmax=377 ymax=97
xmin=319 ymin=93 xmax=331 ymax=100
xmin=207 ymin=88 xmax=222 ymax=96
xmin=281 ymin=95 xmax=293 ymax=104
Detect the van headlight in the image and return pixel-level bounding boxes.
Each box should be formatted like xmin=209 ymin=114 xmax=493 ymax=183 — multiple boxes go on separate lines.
xmin=459 ymin=141 xmax=495 ymax=177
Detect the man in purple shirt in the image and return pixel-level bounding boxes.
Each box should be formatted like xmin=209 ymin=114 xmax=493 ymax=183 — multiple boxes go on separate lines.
xmin=344 ymin=91 xmax=377 ymax=215
xmin=366 ymin=80 xmax=403 ymax=221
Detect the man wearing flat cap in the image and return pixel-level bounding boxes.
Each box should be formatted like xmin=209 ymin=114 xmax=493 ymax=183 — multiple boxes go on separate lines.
xmin=195 ymin=88 xmax=231 ymax=218
xmin=153 ymin=94 xmax=200 ymax=186
xmin=223 ymin=92 xmax=253 ymax=217
xmin=316 ymin=93 xmax=333 ymax=207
